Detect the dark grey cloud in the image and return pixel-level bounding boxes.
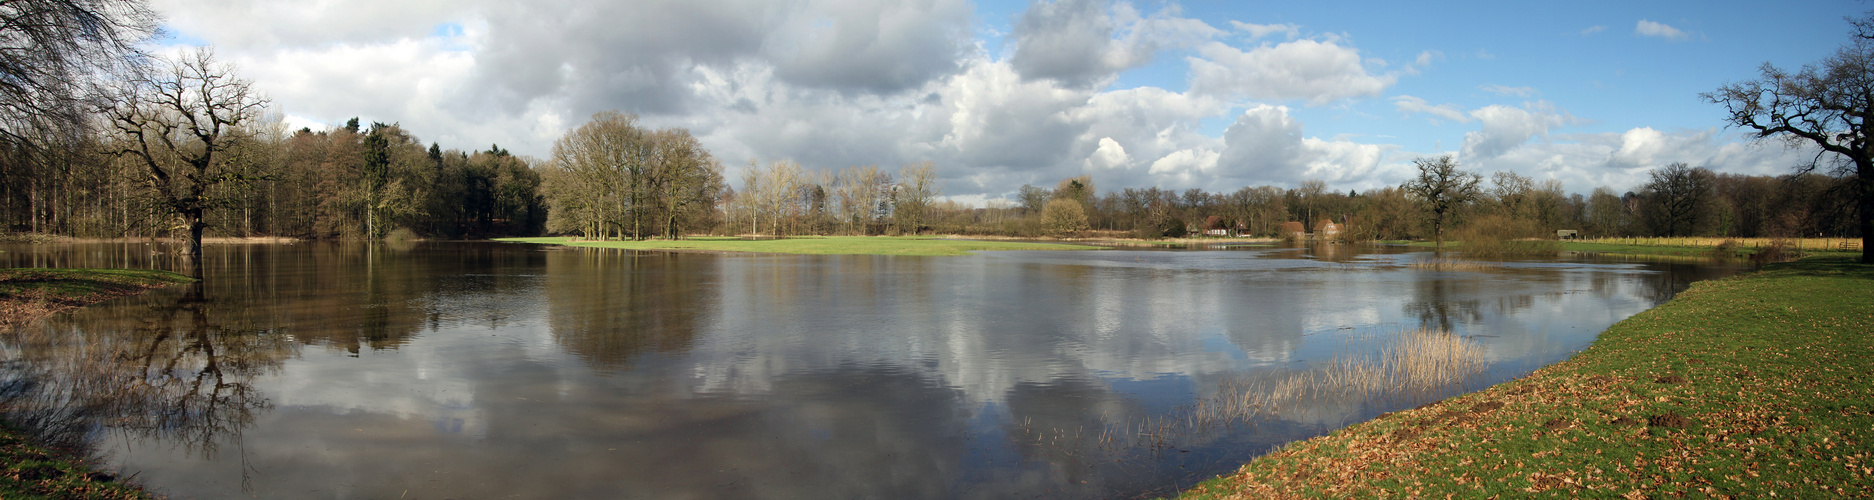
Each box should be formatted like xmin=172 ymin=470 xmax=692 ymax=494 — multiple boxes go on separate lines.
xmin=470 ymin=0 xmax=972 ymax=118
xmin=1008 ymin=0 xmax=1126 ymax=87
xmin=766 ymin=0 xmax=972 ymax=95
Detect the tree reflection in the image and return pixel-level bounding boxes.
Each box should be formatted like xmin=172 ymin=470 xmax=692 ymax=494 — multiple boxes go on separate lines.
xmin=0 ymin=282 xmax=294 ymax=461
xmin=1403 ymin=278 xmax=1482 ymax=332
xmin=546 ymin=248 xmax=715 ymax=370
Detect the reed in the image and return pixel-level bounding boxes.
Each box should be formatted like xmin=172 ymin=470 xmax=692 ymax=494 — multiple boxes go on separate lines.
xmin=1072 ymin=329 xmax=1492 ymax=454
xmin=1406 ymin=257 xmax=1500 ymax=272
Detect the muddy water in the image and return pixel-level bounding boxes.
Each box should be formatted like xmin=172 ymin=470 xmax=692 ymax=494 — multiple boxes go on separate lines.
xmin=0 ymin=242 xmax=1742 ymax=499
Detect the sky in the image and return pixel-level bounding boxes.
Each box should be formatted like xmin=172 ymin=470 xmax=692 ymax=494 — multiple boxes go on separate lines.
xmin=150 ymin=0 xmax=1862 ymax=205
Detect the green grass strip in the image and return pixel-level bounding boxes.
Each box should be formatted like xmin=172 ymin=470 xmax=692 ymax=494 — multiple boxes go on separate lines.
xmin=1179 ymin=256 xmax=1874 ymax=499
xmin=495 ymin=235 xmax=1098 ymax=256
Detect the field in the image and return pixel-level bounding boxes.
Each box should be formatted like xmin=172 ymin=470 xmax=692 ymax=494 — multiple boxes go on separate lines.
xmin=1177 ymin=256 xmax=1874 ymax=498
xmin=495 ymin=235 xmax=1098 ymax=256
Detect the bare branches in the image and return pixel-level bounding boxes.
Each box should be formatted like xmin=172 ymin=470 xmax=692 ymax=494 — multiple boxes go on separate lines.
xmin=0 ymin=0 xmax=157 ymax=142
xmin=1705 ymin=12 xmax=1874 ymax=262
xmin=1404 ymin=155 xmax=1480 ymax=249
xmin=101 ymin=47 xmax=266 ymax=259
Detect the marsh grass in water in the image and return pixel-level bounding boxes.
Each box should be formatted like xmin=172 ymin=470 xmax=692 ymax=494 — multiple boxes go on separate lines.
xmin=1036 ymin=329 xmax=1491 ymax=455
xmin=0 ymin=268 xmax=194 ymax=331
xmin=1407 ymin=258 xmax=1501 ymax=272
xmin=1450 ymin=215 xmax=1561 ymax=260
xmin=1179 ymin=256 xmax=1874 ymax=499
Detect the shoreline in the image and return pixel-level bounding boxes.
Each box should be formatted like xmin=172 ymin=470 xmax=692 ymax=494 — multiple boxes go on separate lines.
xmin=494 ymin=235 xmax=1101 ymax=256
xmin=0 ymin=267 xmax=191 ymax=499
xmin=1177 ymin=256 xmax=1873 ymax=498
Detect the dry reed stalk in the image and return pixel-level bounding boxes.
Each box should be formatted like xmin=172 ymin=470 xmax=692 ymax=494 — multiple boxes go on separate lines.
xmin=1407 ymin=258 xmax=1501 ymax=272
xmin=1076 ymin=328 xmax=1492 ymax=455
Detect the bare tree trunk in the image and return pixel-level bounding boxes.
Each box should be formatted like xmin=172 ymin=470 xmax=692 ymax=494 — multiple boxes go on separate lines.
xmin=1860 ymin=159 xmax=1872 ymax=264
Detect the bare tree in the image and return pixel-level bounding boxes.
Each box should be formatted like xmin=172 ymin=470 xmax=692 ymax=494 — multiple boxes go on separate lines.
xmin=104 ymin=48 xmax=267 ymax=262
xmin=547 ymin=111 xmax=644 ymax=239
xmin=0 ymin=0 xmax=157 ymax=141
xmin=1704 ymin=13 xmax=1874 ymax=262
xmin=1296 ymin=179 xmax=1327 ymax=225
xmin=1404 ymin=155 xmax=1480 ymax=249
xmin=893 ymin=161 xmax=939 ymax=234
xmin=1640 ymin=163 xmax=1715 ymax=237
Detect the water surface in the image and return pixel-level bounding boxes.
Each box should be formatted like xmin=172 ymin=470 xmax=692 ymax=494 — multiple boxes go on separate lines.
xmin=0 ymin=242 xmax=1742 ymax=499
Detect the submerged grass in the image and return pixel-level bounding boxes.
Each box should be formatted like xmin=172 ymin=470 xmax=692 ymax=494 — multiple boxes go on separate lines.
xmin=0 ymin=267 xmax=187 ymax=499
xmin=496 ymin=235 xmax=1098 ymax=256
xmin=1069 ymin=329 xmax=1491 ymax=454
xmin=1178 ymin=256 xmax=1874 ymax=499
xmin=1406 ymin=258 xmax=1501 ymax=272
xmin=0 ymin=268 xmax=195 ymax=331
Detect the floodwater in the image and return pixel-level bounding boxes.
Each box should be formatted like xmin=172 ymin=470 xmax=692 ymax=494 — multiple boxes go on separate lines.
xmin=0 ymin=242 xmax=1744 ymax=499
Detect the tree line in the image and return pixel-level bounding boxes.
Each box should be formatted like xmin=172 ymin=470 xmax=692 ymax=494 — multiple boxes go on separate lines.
xmin=0 ymin=0 xmax=1865 ymax=262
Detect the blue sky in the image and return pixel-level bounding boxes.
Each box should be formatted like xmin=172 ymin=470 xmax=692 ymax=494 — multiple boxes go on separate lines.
xmin=151 ymin=0 xmax=1860 ymax=202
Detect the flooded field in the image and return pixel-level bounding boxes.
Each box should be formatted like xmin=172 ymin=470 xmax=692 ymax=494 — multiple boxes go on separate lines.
xmin=0 ymin=242 xmax=1743 ymax=499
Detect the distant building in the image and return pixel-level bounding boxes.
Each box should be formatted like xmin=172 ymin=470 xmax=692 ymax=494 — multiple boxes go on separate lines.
xmin=1279 ymin=221 xmax=1306 ymax=240
xmin=1315 ymin=219 xmax=1341 ymax=240
xmin=1556 ymin=229 xmax=1579 ymax=240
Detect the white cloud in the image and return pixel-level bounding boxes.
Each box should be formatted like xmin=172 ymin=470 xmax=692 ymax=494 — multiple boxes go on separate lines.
xmin=1229 ymin=21 xmax=1299 ymax=40
xmin=1008 ymin=0 xmax=1221 ymax=87
xmin=1414 ymin=50 xmax=1440 ymax=68
xmin=1581 ymin=25 xmax=1606 ymax=36
xmin=1453 ymin=127 xmax=1823 ymax=195
xmin=1391 ymin=96 xmax=1470 ymax=123
xmin=1635 ymin=19 xmax=1689 ymax=41
xmin=1211 ymin=104 xmax=1398 ymax=189
xmin=1188 ymin=37 xmax=1396 ymax=105
xmin=1147 ymin=148 xmax=1219 ymax=175
xmin=152 ymin=0 xmax=469 ymax=49
xmin=1086 ymin=137 xmax=1133 ymax=170
xmin=1609 ymin=127 xmax=1669 ymax=168
xmin=1461 ymin=101 xmax=1581 ymax=160
xmin=1479 ymin=84 xmax=1536 ymax=97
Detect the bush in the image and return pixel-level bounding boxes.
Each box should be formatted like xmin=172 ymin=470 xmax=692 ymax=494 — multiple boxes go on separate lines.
xmin=1161 ymin=218 xmax=1189 ymax=238
xmin=1040 ymin=198 xmax=1089 ymax=236
xmin=1278 ymin=221 xmax=1306 ymax=243
xmin=1450 ymin=215 xmax=1559 ymax=260
xmin=1750 ymin=238 xmax=1803 ymax=265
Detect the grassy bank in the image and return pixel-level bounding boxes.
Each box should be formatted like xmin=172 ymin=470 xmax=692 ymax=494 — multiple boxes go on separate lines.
xmin=0 ymin=268 xmax=189 ymax=499
xmin=1180 ymin=256 xmax=1873 ymax=499
xmin=496 ymin=235 xmax=1097 ymax=256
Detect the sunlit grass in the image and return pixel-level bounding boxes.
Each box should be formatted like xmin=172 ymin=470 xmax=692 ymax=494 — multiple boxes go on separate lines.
xmin=495 ymin=235 xmax=1099 ymax=256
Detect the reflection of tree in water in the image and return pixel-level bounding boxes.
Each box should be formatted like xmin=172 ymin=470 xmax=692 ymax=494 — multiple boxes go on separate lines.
xmin=1403 ymin=278 xmax=1483 ymax=332
xmin=546 ymin=249 xmax=715 ymax=370
xmin=0 ymin=283 xmax=295 ymax=464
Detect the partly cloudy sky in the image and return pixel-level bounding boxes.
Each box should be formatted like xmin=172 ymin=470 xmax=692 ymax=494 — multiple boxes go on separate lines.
xmin=151 ymin=0 xmax=1859 ymax=203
